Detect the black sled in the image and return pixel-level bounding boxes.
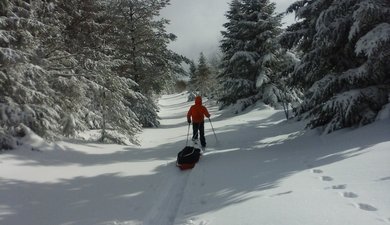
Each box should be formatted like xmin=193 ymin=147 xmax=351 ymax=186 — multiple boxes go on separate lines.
xmin=176 ymin=146 xmax=201 ymax=170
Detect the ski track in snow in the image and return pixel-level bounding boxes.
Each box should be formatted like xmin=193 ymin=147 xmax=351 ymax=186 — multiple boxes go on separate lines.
xmin=143 ymin=95 xmax=213 ymax=225
xmin=143 ymin=167 xmax=191 ymax=225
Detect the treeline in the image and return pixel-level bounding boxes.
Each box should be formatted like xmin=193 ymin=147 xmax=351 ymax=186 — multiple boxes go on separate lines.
xmin=0 ymin=0 xmax=186 ymax=148
xmin=188 ymin=0 xmax=390 ymax=133
xmin=1 ymin=0 xmax=389 ymax=149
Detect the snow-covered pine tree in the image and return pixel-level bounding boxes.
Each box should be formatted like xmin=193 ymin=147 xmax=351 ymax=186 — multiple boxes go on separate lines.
xmin=274 ymin=50 xmax=303 ymax=119
xmin=0 ymin=0 xmax=60 ymax=142
xmin=16 ymin=0 xmax=142 ymax=144
xmin=281 ymin=0 xmax=390 ymax=133
xmin=109 ymin=0 xmax=184 ymax=128
xmin=205 ymin=53 xmax=222 ymax=100
xmin=1 ymin=0 xmax=185 ymax=147
xmin=197 ymin=53 xmax=211 ymax=97
xmin=52 ymin=0 xmax=143 ymax=143
xmin=94 ymin=74 xmax=142 ymax=145
xmin=218 ymin=0 xmax=251 ymax=107
xmin=219 ymin=0 xmax=294 ymax=111
xmin=32 ymin=0 xmax=86 ymax=138
xmin=186 ymin=60 xmax=198 ymax=101
xmin=187 ymin=52 xmax=220 ymax=100
xmin=193 ymin=53 xmax=212 ymax=97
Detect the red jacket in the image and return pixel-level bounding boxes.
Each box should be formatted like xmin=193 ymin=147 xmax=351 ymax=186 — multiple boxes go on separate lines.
xmin=187 ymin=96 xmax=210 ymax=123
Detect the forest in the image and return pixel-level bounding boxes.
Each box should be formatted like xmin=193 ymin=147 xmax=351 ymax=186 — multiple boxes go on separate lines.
xmin=1 ymin=0 xmax=389 ymax=149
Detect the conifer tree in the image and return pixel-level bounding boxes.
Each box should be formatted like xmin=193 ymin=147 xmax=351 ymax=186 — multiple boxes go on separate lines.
xmin=0 ymin=0 xmax=59 ymax=139
xmin=207 ymin=53 xmax=224 ymax=100
xmin=35 ymin=0 xmax=93 ymax=137
xmin=282 ymin=0 xmax=390 ymax=132
xmin=187 ymin=53 xmax=219 ymax=99
xmin=219 ymin=0 xmax=296 ymax=111
xmin=195 ymin=53 xmax=212 ymax=97
xmin=197 ymin=53 xmax=211 ymax=96
xmin=187 ymin=60 xmax=198 ymax=100
xmin=53 ymin=0 xmax=143 ymax=143
xmin=219 ymin=0 xmax=249 ymax=106
xmin=109 ymin=0 xmax=184 ymax=127
xmin=0 ymin=0 xmax=185 ymax=148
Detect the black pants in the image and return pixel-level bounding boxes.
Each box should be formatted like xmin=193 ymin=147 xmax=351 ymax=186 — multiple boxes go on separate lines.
xmin=192 ymin=122 xmax=206 ymax=147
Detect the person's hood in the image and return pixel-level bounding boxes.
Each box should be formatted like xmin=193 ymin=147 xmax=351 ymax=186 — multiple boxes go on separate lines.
xmin=195 ymin=96 xmax=202 ymax=105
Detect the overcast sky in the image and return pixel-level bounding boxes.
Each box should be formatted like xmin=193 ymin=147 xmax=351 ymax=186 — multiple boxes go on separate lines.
xmin=160 ymin=0 xmax=296 ymax=61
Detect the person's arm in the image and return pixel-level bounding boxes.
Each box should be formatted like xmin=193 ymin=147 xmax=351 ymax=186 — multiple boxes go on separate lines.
xmin=203 ymin=106 xmax=210 ymax=118
xmin=187 ymin=107 xmax=192 ymax=123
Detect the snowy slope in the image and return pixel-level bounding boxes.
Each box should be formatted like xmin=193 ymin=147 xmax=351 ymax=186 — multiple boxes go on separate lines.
xmin=0 ymin=93 xmax=389 ymax=225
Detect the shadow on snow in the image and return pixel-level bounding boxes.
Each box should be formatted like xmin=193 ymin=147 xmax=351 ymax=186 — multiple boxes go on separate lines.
xmin=1 ymin=94 xmax=389 ymax=225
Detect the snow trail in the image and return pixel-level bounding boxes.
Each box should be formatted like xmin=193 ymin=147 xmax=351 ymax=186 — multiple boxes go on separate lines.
xmin=142 ymin=93 xmax=203 ymax=225
xmin=143 ymin=168 xmax=191 ymax=225
xmin=1 ymin=93 xmax=389 ymax=225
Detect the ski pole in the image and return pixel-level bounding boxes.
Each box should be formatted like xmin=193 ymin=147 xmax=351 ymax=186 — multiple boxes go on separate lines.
xmin=186 ymin=122 xmax=190 ymax=146
xmin=208 ymin=118 xmax=219 ymax=143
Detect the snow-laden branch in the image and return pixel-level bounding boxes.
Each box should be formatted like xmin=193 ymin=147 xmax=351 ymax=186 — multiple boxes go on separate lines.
xmin=355 ymin=23 xmax=390 ymax=57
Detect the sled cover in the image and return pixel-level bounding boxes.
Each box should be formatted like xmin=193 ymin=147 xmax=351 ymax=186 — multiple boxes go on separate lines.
xmin=176 ymin=146 xmax=201 ymax=170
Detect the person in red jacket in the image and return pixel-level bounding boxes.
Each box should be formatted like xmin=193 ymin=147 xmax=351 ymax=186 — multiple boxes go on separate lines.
xmin=187 ymin=96 xmax=210 ymax=149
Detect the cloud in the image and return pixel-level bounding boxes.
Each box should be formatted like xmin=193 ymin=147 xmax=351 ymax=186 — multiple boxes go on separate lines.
xmin=160 ymin=0 xmax=295 ymax=61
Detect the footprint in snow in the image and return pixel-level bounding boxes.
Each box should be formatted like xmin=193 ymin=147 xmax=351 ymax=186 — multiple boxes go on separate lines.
xmin=341 ymin=192 xmax=358 ymax=198
xmin=185 ymin=219 xmax=209 ymax=225
xmin=332 ymin=184 xmax=347 ymax=189
xmin=185 ymin=219 xmax=195 ymax=225
xmin=321 ymin=176 xmax=333 ymax=181
xmin=378 ymin=176 xmax=390 ymax=181
xmin=356 ymin=203 xmax=378 ymax=211
xmin=312 ymin=169 xmax=323 ymax=174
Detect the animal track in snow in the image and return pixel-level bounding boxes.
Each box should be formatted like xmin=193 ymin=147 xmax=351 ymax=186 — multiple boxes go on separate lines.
xmin=379 ymin=176 xmax=390 ymax=181
xmin=312 ymin=169 xmax=323 ymax=174
xmin=321 ymin=176 xmax=333 ymax=181
xmin=332 ymin=184 xmax=347 ymax=189
xmin=312 ymin=171 xmax=380 ymax=214
xmin=356 ymin=203 xmax=378 ymax=211
xmin=341 ymin=192 xmax=358 ymax=198
xmin=185 ymin=219 xmax=209 ymax=225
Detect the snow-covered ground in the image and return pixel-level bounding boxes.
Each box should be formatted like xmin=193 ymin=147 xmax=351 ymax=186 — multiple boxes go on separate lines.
xmin=1 ymin=93 xmax=389 ymax=225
